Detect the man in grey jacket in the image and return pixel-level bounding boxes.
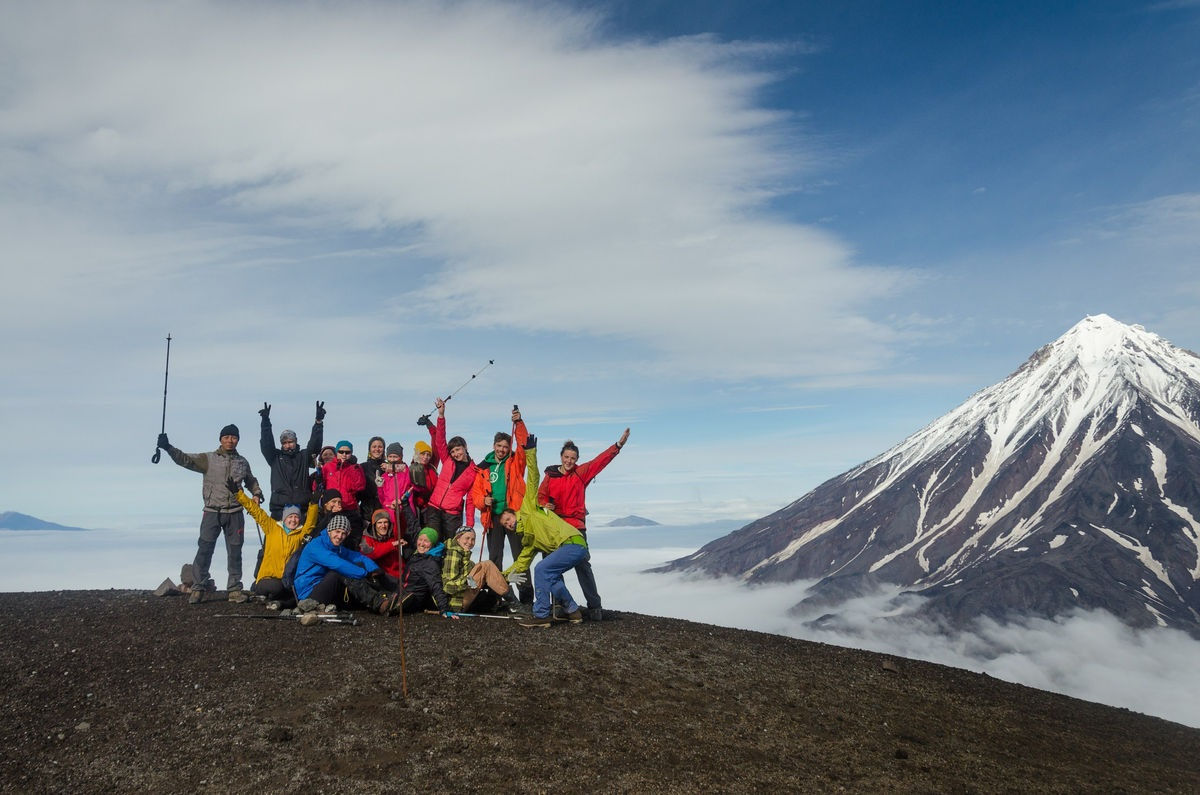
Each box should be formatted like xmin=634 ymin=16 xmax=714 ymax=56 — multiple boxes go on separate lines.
xmin=158 ymin=424 xmax=263 ymax=604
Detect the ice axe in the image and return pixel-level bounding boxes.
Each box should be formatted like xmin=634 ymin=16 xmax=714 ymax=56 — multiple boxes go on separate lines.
xmin=416 ymin=359 xmax=495 ymax=425
xmin=151 ymin=334 xmax=172 ymax=464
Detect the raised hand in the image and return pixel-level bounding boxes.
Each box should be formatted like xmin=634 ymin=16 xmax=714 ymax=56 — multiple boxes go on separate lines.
xmin=315 ymin=401 xmax=326 ymax=422
xmin=259 ymin=402 xmax=271 ymax=419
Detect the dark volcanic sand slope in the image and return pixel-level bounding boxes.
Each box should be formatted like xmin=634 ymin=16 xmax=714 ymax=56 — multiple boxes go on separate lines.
xmin=1 ymin=591 xmax=1196 ymax=793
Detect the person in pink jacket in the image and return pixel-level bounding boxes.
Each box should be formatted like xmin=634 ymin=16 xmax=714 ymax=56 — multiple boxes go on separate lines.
xmin=423 ymin=397 xmax=477 ymax=543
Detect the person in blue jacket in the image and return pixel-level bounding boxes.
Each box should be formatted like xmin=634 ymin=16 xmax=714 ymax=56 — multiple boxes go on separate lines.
xmin=293 ymin=514 xmax=400 ymax=614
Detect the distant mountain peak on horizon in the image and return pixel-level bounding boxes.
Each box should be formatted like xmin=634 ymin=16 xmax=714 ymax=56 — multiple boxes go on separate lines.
xmin=663 ymin=315 xmax=1200 ymax=635
xmin=0 ymin=511 xmax=90 ymax=532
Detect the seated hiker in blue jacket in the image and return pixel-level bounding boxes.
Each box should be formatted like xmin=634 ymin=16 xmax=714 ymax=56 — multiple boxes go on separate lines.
xmin=293 ymin=514 xmax=400 ymax=614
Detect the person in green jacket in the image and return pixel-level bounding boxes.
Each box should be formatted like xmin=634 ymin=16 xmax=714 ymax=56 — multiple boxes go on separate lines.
xmin=499 ymin=435 xmax=588 ymax=628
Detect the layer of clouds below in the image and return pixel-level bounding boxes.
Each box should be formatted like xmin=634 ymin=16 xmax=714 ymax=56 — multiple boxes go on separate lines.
xmin=596 ymin=547 xmax=1200 ymax=730
xmin=1 ymin=0 xmax=909 ymax=380
xmin=3 ymin=526 xmax=1196 ymax=729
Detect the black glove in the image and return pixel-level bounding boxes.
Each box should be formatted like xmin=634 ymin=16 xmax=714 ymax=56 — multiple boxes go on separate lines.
xmin=416 ymin=414 xmax=432 ymax=427
xmin=525 ymin=434 xmax=537 ymax=450
xmin=315 ymin=400 xmax=326 ymax=422
xmin=309 ymin=488 xmax=321 ymax=506
xmin=157 ymin=433 xmax=170 ymax=450
xmin=225 ymin=477 xmax=238 ymax=494
xmin=259 ymin=402 xmax=271 ymax=419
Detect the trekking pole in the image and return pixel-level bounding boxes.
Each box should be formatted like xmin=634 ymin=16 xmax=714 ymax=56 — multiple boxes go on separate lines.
xmin=151 ymin=334 xmax=172 ymax=464
xmin=416 ymin=359 xmax=495 ymax=424
xmin=397 ymin=552 xmax=408 ymax=698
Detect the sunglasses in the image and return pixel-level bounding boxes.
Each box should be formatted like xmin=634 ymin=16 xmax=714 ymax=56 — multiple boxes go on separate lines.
xmin=336 ymin=450 xmax=352 ymax=455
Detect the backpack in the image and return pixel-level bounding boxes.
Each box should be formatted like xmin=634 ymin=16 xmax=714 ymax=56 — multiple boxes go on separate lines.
xmin=281 ymin=532 xmax=317 ymax=593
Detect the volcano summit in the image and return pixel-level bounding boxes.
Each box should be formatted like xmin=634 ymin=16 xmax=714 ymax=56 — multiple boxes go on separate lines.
xmin=665 ymin=315 xmax=1200 ymax=633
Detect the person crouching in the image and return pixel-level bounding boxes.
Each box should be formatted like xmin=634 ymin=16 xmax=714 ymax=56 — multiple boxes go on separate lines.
xmin=292 ymin=515 xmax=400 ymax=615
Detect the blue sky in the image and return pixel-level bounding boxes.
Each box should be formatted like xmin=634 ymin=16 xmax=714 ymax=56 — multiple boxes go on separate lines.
xmin=3 ymin=0 xmax=1200 ymax=526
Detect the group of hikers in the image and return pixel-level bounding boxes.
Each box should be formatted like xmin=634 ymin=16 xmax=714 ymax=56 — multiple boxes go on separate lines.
xmin=155 ymin=399 xmax=630 ymax=628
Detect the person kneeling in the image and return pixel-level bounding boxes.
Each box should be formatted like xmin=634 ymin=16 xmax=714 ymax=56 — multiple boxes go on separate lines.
xmin=292 ymin=515 xmax=400 ymax=615
xmin=230 ymin=477 xmax=319 ymax=608
xmin=442 ymin=527 xmax=522 ymax=615
xmin=500 ymin=435 xmax=589 ymax=629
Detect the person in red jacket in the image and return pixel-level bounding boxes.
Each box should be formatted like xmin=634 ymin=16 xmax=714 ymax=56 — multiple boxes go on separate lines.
xmin=359 ymin=508 xmax=403 ymax=588
xmin=422 ymin=398 xmax=477 ymax=543
xmin=537 ymin=428 xmax=630 ymax=621
xmin=321 ymin=440 xmax=367 ymax=549
xmin=469 ymin=406 xmax=532 ymax=603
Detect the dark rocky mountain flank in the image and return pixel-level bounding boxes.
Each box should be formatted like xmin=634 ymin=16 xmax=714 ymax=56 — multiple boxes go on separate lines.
xmin=661 ymin=316 xmax=1200 ymax=634
xmin=2 ymin=591 xmax=1197 ymax=792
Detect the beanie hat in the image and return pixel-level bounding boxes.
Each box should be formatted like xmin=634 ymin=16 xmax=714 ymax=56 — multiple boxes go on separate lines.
xmin=414 ymin=440 xmax=432 ymax=456
xmin=386 ymin=442 xmax=404 ymax=458
xmin=419 ymin=527 xmax=439 ymax=545
xmin=281 ymin=505 xmax=301 ymax=521
xmin=328 ymin=514 xmax=351 ymax=533
xmin=336 ymin=440 xmax=353 ymax=452
xmin=454 ymin=526 xmax=474 ymax=536
xmin=320 ymin=445 xmax=335 ymax=456
xmin=280 ymin=429 xmax=298 ymax=444
xmin=220 ymin=424 xmax=240 ymax=439
xmin=321 ymin=488 xmax=343 ymax=505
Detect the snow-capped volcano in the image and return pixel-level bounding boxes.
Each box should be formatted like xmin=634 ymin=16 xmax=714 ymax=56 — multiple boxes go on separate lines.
xmin=663 ymin=315 xmax=1200 ymax=633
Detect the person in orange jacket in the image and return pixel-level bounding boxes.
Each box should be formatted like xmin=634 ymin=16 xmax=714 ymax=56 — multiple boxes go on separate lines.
xmin=469 ymin=406 xmax=532 ymax=603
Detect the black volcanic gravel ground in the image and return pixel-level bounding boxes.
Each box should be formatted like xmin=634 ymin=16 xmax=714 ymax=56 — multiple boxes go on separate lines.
xmin=1 ymin=591 xmax=1197 ymax=793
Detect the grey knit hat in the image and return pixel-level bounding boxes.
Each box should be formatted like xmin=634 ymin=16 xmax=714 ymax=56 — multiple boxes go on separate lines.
xmin=280 ymin=429 xmax=298 ymax=444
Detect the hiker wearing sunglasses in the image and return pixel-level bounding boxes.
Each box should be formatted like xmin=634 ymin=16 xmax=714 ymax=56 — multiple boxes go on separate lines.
xmin=320 ymin=440 xmax=367 ymax=549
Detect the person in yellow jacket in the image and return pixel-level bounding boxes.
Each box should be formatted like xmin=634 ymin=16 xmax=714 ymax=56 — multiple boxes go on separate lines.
xmin=231 ymin=479 xmax=319 ymax=607
xmin=499 ymin=435 xmax=589 ymax=628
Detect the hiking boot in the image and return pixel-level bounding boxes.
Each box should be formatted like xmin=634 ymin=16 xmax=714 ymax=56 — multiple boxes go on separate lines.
xmin=376 ymin=593 xmax=402 ymax=616
xmin=551 ymin=605 xmax=569 ymax=622
xmin=188 ymin=589 xmax=204 ymax=605
xmin=588 ymin=608 xmax=603 ymax=622
xmin=227 ymin=589 xmax=248 ymax=604
xmin=519 ymin=614 xmax=552 ymax=629
xmin=566 ymin=608 xmax=584 ymax=624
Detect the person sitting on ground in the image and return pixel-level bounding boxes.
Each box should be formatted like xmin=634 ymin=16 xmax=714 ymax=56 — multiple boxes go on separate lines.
xmin=469 ymin=406 xmax=533 ymax=604
xmin=360 ymin=509 xmax=403 ymax=590
xmin=314 ymin=488 xmax=350 ymax=533
xmin=259 ymin=401 xmax=325 ymax=520
xmin=157 ymin=424 xmax=264 ymax=605
xmin=421 ymin=398 xmax=478 ymax=542
xmin=293 ymin=515 xmax=400 ymax=614
xmin=537 ymin=428 xmax=630 ymax=621
xmin=321 ymin=440 xmax=367 ymax=546
xmin=230 ymin=478 xmax=319 ymax=608
xmin=400 ymin=528 xmax=453 ymax=616
xmin=501 ymin=435 xmax=590 ymax=629
xmin=442 ymin=526 xmax=522 ymax=614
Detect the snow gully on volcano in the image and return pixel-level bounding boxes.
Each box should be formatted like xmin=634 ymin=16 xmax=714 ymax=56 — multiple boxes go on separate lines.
xmin=663 ymin=315 xmax=1200 ymax=634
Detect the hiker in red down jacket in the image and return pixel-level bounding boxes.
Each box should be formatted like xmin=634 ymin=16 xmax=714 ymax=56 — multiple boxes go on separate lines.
xmin=359 ymin=508 xmax=403 ymax=587
xmin=321 ymin=440 xmax=367 ymax=548
xmin=421 ymin=397 xmax=477 ymax=543
xmin=537 ymin=428 xmax=630 ymax=621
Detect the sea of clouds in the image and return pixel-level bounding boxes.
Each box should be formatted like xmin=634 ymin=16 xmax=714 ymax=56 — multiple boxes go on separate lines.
xmin=4 ymin=520 xmax=1198 ymax=728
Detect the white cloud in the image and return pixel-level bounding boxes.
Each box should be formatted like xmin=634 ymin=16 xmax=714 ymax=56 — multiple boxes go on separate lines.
xmin=596 ymin=551 xmax=1200 ymax=728
xmin=1 ymin=0 xmax=907 ymax=380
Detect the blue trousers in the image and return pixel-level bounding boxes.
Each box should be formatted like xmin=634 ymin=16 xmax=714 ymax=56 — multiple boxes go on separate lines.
xmin=532 ymin=543 xmax=590 ymax=618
